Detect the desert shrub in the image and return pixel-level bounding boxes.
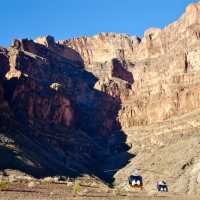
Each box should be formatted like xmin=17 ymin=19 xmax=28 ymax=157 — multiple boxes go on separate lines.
xmin=73 ymin=180 xmax=81 ymax=196
xmin=0 ymin=181 xmax=9 ymax=191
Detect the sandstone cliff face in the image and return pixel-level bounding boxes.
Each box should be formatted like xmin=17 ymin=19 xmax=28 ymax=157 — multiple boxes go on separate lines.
xmin=2 ymin=40 xmax=75 ymax=128
xmin=59 ymin=33 xmax=140 ymax=66
xmin=1 ymin=1 xmax=200 ymax=191
xmin=11 ymin=79 xmax=74 ymax=127
xmin=0 ymin=35 xmax=128 ymax=179
xmin=58 ymin=2 xmax=200 ymax=128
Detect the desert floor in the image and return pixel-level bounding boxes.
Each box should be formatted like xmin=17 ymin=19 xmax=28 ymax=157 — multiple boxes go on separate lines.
xmin=0 ymin=182 xmax=198 ymax=200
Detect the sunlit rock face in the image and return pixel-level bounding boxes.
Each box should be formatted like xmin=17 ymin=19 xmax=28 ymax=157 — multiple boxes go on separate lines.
xmin=57 ymin=2 xmax=200 ymax=127
xmin=59 ymin=33 xmax=141 ymax=66
xmin=2 ymin=2 xmax=200 ymax=136
xmin=1 ymin=1 xmax=200 ymax=182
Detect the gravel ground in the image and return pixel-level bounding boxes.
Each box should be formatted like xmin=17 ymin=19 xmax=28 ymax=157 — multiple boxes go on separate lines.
xmin=0 ymin=182 xmax=198 ymax=200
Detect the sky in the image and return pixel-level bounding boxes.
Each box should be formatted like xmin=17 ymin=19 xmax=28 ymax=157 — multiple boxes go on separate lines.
xmin=0 ymin=0 xmax=196 ymax=47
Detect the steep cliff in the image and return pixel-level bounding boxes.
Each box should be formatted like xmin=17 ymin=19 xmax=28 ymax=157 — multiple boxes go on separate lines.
xmin=59 ymin=2 xmax=200 ymax=128
xmin=58 ymin=2 xmax=200 ymax=194
xmin=0 ymin=37 xmax=130 ymax=180
xmin=1 ymin=1 xmax=200 ymax=195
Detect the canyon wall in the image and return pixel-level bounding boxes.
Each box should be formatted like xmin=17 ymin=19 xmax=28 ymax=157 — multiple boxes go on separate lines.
xmin=58 ymin=2 xmax=200 ymax=128
xmin=1 ymin=1 xmax=200 ymax=183
xmin=0 ymin=36 xmax=129 ymax=179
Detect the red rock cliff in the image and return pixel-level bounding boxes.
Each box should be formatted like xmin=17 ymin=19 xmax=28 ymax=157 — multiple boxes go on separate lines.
xmin=58 ymin=2 xmax=200 ymax=127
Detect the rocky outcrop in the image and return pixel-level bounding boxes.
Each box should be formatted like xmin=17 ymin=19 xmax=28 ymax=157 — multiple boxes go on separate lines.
xmin=58 ymin=2 xmax=200 ymax=128
xmin=110 ymin=58 xmax=133 ymax=84
xmin=1 ymin=1 xmax=200 ymax=191
xmin=59 ymin=33 xmax=141 ymax=66
xmin=11 ymin=79 xmax=74 ymax=127
xmin=0 ymin=35 xmax=130 ymax=180
xmin=35 ymin=36 xmax=84 ymax=66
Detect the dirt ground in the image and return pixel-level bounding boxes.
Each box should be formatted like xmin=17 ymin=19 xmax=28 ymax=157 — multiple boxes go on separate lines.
xmin=0 ymin=182 xmax=198 ymax=200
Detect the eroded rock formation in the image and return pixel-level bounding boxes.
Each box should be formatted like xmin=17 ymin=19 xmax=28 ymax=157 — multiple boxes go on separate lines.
xmin=1 ymin=1 xmax=200 ymax=191
xmin=0 ymin=34 xmax=129 ymax=180
xmin=58 ymin=2 xmax=200 ymax=128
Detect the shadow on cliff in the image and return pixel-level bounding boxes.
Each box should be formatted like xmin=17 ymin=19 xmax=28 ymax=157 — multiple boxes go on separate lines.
xmin=111 ymin=58 xmax=134 ymax=84
xmin=0 ymin=145 xmax=41 ymax=176
xmin=0 ymin=39 xmax=134 ymax=183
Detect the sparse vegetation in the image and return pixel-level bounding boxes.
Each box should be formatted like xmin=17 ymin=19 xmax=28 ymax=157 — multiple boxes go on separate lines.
xmin=0 ymin=181 xmax=9 ymax=191
xmin=73 ymin=180 xmax=81 ymax=196
xmin=112 ymin=186 xmax=126 ymax=197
